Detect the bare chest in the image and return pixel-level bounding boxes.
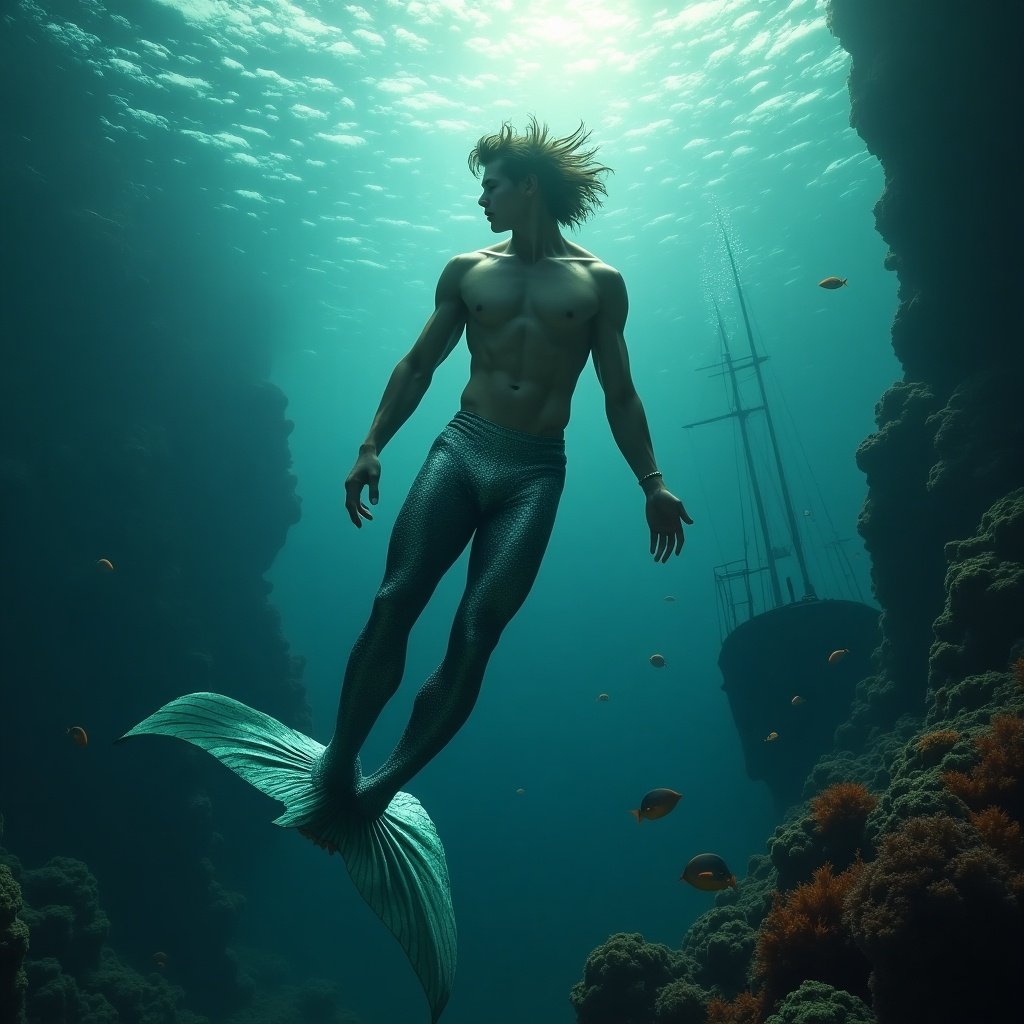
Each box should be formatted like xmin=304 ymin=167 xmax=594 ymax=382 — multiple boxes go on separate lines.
xmin=461 ymin=257 xmax=600 ymax=335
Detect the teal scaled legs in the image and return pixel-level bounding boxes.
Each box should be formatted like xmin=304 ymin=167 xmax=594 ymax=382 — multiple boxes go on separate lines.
xmin=119 ymin=411 xmax=566 ymax=1023
xmin=320 ymin=411 xmax=566 ymax=819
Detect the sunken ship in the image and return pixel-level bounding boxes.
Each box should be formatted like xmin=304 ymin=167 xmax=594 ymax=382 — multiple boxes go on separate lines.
xmin=686 ymin=224 xmax=880 ymax=810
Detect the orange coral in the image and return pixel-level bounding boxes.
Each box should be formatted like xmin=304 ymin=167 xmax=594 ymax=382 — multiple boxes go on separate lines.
xmin=943 ymin=714 xmax=1024 ymax=820
xmin=969 ymin=805 xmax=1024 ymax=870
xmin=809 ymin=782 xmax=878 ymax=837
xmin=844 ymin=813 xmax=1023 ymax=1022
xmin=753 ymin=861 xmax=870 ymax=1014
xmin=916 ymin=729 xmax=959 ymax=754
xmin=705 ymin=990 xmax=765 ymax=1024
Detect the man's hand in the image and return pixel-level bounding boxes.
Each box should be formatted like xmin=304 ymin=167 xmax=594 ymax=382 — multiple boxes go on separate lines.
xmin=344 ymin=449 xmax=381 ymax=528
xmin=645 ymin=486 xmax=693 ymax=563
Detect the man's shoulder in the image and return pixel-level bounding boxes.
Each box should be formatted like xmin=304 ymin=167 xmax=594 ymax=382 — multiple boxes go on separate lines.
xmin=445 ymin=249 xmax=497 ymax=274
xmin=449 ymin=249 xmax=490 ymax=264
xmin=588 ymin=258 xmax=622 ymax=282
xmin=582 ymin=256 xmax=624 ymax=298
xmin=435 ymin=250 xmax=490 ymax=290
xmin=561 ymin=242 xmax=621 ymax=283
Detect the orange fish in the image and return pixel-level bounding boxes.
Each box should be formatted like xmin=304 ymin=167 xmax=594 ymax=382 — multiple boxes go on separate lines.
xmin=791 ymin=695 xmax=805 ymax=706
xmin=764 ymin=731 xmax=779 ymax=743
xmin=828 ymin=648 xmax=850 ymax=665
xmin=680 ymin=853 xmax=736 ymax=892
xmin=649 ymin=653 xmax=666 ymax=668
xmin=596 ymin=693 xmax=610 ymax=702
xmin=67 ymin=726 xmax=88 ymax=747
xmin=629 ymin=788 xmax=683 ymax=823
xmin=96 ymin=557 xmax=114 ymax=572
xmin=818 ymin=276 xmax=847 ymax=290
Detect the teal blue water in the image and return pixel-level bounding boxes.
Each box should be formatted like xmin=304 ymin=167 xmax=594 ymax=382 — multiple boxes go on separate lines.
xmin=22 ymin=1 xmax=898 ymax=1021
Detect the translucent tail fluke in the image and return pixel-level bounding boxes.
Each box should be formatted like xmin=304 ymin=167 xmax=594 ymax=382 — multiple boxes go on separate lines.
xmin=119 ymin=692 xmax=456 ymax=1022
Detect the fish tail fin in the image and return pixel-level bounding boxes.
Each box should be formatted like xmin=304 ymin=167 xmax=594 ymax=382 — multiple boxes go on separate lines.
xmin=629 ymin=809 xmax=642 ymax=823
xmin=119 ymin=692 xmax=456 ymax=1023
xmin=287 ymin=790 xmax=457 ymax=1024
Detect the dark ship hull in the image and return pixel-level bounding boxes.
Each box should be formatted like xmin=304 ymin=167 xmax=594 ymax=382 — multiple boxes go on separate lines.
xmin=719 ymin=598 xmax=879 ymax=811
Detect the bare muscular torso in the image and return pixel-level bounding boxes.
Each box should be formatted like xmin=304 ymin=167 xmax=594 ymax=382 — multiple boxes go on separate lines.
xmin=456 ymin=239 xmax=606 ymax=438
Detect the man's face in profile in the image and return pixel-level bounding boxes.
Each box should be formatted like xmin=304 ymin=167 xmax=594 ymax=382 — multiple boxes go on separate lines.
xmin=478 ymin=161 xmax=531 ymax=232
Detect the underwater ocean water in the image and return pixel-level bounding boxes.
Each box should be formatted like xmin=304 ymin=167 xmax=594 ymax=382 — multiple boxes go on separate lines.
xmin=2 ymin=1 xmax=905 ymax=1023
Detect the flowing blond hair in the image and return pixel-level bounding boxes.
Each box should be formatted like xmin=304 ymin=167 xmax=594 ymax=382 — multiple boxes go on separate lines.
xmin=467 ymin=116 xmax=613 ymax=231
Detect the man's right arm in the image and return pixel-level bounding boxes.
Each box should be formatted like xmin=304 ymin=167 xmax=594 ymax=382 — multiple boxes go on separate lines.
xmin=361 ymin=255 xmax=470 ymax=455
xmin=344 ymin=256 xmax=470 ymax=527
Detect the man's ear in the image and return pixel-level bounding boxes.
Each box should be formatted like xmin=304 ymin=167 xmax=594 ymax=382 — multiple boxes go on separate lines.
xmin=521 ymin=173 xmax=539 ymax=197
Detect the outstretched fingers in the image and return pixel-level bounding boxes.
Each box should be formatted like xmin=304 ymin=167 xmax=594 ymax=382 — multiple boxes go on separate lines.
xmin=646 ymin=491 xmax=693 ymax=563
xmin=650 ymin=527 xmax=683 ymax=563
xmin=344 ymin=480 xmax=374 ymax=528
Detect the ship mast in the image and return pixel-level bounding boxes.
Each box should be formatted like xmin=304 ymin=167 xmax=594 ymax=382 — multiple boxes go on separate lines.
xmin=718 ymin=218 xmax=816 ymax=601
xmin=684 ymin=219 xmax=817 ymax=623
xmin=685 ymin=300 xmax=785 ymax=609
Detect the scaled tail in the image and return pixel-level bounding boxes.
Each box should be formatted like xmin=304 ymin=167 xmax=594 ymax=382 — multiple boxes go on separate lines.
xmin=119 ymin=692 xmax=456 ymax=1023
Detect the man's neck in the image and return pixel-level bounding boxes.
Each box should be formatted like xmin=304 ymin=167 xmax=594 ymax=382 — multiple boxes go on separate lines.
xmin=506 ymin=211 xmax=567 ymax=264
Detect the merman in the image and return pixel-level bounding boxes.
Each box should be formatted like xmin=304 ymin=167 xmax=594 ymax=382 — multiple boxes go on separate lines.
xmin=119 ymin=116 xmax=693 ymax=1022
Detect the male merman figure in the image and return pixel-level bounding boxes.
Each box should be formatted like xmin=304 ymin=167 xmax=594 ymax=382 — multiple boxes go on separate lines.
xmin=119 ymin=117 xmax=693 ymax=1022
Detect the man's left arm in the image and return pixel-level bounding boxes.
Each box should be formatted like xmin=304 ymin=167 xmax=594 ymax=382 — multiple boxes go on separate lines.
xmin=590 ymin=264 xmax=694 ymax=562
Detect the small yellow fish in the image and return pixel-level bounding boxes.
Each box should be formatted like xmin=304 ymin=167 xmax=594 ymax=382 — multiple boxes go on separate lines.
xmin=828 ymin=648 xmax=850 ymax=665
xmin=596 ymin=693 xmax=610 ymax=702
xmin=680 ymin=853 xmax=736 ymax=892
xmin=629 ymin=788 xmax=683 ymax=823
xmin=818 ymin=276 xmax=848 ymax=290
xmin=764 ymin=731 xmax=779 ymax=743
xmin=96 ymin=557 xmax=115 ymax=572
xmin=67 ymin=726 xmax=89 ymax=747
xmin=791 ymin=695 xmax=805 ymax=706
xmin=649 ymin=653 xmax=666 ymax=668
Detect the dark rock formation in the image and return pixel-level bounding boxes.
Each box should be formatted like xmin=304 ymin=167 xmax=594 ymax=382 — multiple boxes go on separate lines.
xmin=0 ymin=860 xmax=29 ymax=1024
xmin=0 ymin=5 xmax=309 ymax=1016
xmin=833 ymin=0 xmax=1024 ymax=724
